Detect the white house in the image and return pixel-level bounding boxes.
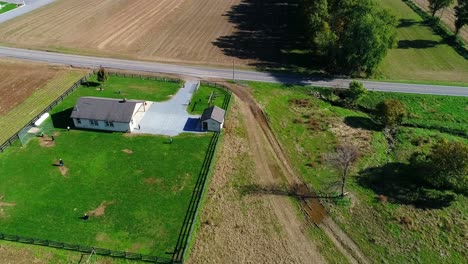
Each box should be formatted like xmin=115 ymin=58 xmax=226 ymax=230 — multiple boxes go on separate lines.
xmin=201 ymin=106 xmax=226 ymax=132
xmin=70 ymin=97 xmax=146 ymax=132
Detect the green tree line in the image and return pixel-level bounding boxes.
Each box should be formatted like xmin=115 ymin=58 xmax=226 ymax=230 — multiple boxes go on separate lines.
xmin=300 ymin=0 xmax=397 ymax=76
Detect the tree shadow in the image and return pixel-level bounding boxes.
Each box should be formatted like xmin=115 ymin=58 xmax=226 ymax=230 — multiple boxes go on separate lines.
xmin=51 ymin=108 xmax=74 ymax=129
xmin=82 ymin=81 xmax=100 ymax=87
xmin=213 ymin=0 xmax=329 ymax=81
xmin=398 ymin=18 xmax=419 ymax=28
xmin=240 ymin=183 xmax=337 ymax=199
xmin=358 ymin=163 xmax=455 ymax=209
xmin=344 ymin=116 xmax=380 ymax=131
xmin=397 ymin=40 xmax=439 ymax=49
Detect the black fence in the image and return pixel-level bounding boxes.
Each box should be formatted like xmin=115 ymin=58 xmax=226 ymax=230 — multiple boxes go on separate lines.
xmin=106 ymin=71 xmax=182 ymax=84
xmin=0 ymin=233 xmax=171 ymax=263
xmin=0 ymin=76 xmax=232 ymax=263
xmin=0 ymin=73 xmax=92 ymax=153
xmin=200 ymin=81 xmax=232 ymax=110
xmin=171 ymin=82 xmax=232 ymax=263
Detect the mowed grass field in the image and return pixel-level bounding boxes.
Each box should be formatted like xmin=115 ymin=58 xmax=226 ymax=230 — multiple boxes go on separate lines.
xmin=249 ymin=81 xmax=468 ymax=263
xmin=187 ymin=85 xmax=230 ymax=115
xmin=0 ymin=76 xmax=214 ymax=257
xmin=412 ymin=0 xmax=468 ymax=44
xmin=376 ymin=0 xmax=468 ymax=83
xmin=0 ymin=59 xmax=86 ymax=146
xmin=0 ymin=0 xmax=247 ymax=67
xmin=0 ymin=2 xmax=17 ymax=14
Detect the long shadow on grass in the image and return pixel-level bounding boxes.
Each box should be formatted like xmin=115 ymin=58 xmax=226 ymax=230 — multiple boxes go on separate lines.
xmin=213 ymin=0 xmax=331 ymax=83
xmin=344 ymin=116 xmax=381 ymax=131
xmin=358 ymin=163 xmax=455 ymax=209
xmin=397 ymin=40 xmax=439 ymax=49
xmin=51 ymin=108 xmax=75 ymax=129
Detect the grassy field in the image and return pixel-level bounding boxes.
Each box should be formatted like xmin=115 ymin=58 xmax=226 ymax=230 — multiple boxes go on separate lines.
xmin=187 ymin=85 xmax=229 ymax=115
xmin=249 ymin=81 xmax=468 ymax=263
xmin=376 ymin=0 xmax=468 ymax=83
xmin=85 ymin=75 xmax=182 ymax=102
xmin=0 ymin=64 xmax=86 ymax=146
xmin=0 ymin=76 xmax=214 ymax=258
xmin=0 ymin=2 xmax=16 ymax=14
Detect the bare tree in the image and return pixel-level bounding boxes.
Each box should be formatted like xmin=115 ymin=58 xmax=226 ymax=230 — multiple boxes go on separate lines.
xmin=327 ymin=144 xmax=360 ymax=197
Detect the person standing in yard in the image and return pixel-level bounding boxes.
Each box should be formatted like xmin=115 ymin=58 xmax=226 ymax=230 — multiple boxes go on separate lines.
xmin=67 ymin=126 xmax=70 ymax=131
xmin=59 ymin=159 xmax=63 ymax=167
xmin=51 ymin=135 xmax=55 ymax=141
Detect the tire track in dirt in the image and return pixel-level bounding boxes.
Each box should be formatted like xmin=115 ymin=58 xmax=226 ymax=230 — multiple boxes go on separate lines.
xmin=218 ymin=80 xmax=371 ymax=264
xmin=189 ymin=97 xmax=326 ymax=264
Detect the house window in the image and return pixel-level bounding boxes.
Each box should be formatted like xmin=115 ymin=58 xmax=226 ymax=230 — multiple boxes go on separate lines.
xmin=105 ymin=121 xmax=114 ymax=127
xmin=76 ymin=118 xmax=81 ymax=124
xmin=89 ymin=120 xmax=99 ymax=126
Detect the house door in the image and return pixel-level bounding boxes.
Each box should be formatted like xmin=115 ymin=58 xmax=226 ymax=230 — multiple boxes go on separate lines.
xmin=202 ymin=122 xmax=208 ymax=130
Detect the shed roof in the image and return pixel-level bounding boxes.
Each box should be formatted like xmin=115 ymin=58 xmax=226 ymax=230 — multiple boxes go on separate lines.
xmin=70 ymin=97 xmax=143 ymax=123
xmin=201 ymin=106 xmax=226 ymax=123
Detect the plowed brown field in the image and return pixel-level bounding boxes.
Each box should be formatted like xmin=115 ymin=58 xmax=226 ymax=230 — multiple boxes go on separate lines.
xmin=0 ymin=58 xmax=86 ymax=144
xmin=0 ymin=0 xmax=250 ymax=67
xmin=0 ymin=59 xmax=62 ymax=115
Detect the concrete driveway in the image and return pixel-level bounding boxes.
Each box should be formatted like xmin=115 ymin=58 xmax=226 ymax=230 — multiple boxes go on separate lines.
xmin=134 ymin=80 xmax=203 ymax=136
xmin=0 ymin=0 xmax=56 ymax=24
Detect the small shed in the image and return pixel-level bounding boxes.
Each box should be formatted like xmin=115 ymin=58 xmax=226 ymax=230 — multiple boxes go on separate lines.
xmin=70 ymin=97 xmax=146 ymax=132
xmin=201 ymin=106 xmax=226 ymax=132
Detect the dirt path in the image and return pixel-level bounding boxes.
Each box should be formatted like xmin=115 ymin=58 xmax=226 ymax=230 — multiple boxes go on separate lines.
xmin=189 ymin=98 xmax=326 ymax=263
xmin=217 ymin=81 xmax=370 ymax=264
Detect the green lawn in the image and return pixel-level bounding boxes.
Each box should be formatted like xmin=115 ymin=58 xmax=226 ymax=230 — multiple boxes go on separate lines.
xmin=0 ymin=77 xmax=214 ymax=258
xmin=359 ymin=91 xmax=468 ymax=135
xmin=376 ymin=0 xmax=468 ymax=84
xmin=249 ymin=81 xmax=468 ymax=263
xmin=0 ymin=2 xmax=17 ymax=14
xmin=187 ymin=85 xmax=229 ymax=115
xmin=85 ymin=75 xmax=182 ymax=102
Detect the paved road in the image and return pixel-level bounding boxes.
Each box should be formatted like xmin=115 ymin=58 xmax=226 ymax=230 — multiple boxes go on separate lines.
xmin=0 ymin=47 xmax=467 ymax=96
xmin=135 ymin=81 xmax=202 ymax=136
xmin=0 ymin=0 xmax=56 ymax=24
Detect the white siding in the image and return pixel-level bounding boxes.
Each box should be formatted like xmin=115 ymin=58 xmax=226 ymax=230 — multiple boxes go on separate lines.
xmin=202 ymin=119 xmax=222 ymax=132
xmin=73 ymin=118 xmax=130 ymax=132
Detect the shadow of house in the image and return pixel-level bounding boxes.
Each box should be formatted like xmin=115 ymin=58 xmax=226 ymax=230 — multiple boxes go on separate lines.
xmin=183 ymin=118 xmax=202 ymax=132
xmin=51 ymin=108 xmax=74 ymax=129
xmin=213 ymin=0 xmax=327 ymax=78
xmin=358 ymin=163 xmax=455 ymax=209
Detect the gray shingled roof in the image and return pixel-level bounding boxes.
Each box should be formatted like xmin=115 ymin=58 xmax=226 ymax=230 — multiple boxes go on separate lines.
xmin=70 ymin=97 xmax=144 ymax=123
xmin=201 ymin=106 xmax=225 ymax=123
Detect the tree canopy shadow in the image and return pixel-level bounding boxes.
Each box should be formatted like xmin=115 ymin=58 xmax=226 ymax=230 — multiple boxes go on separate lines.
xmin=397 ymin=39 xmax=439 ymax=49
xmin=213 ymin=0 xmax=329 ymax=83
xmin=358 ymin=163 xmax=455 ymax=209
xmin=82 ymin=81 xmax=100 ymax=87
xmin=398 ymin=18 xmax=419 ymax=28
xmin=344 ymin=116 xmax=380 ymax=131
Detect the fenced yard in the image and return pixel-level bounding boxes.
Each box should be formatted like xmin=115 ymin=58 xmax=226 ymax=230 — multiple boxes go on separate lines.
xmin=0 ymin=73 xmax=232 ymax=263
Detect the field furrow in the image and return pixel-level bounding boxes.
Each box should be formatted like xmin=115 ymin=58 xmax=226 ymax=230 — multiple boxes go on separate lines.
xmin=0 ymin=0 xmax=245 ymax=66
xmin=0 ymin=59 xmax=87 ymax=145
